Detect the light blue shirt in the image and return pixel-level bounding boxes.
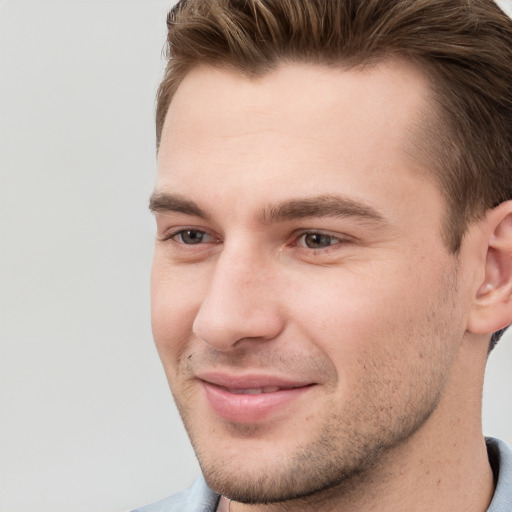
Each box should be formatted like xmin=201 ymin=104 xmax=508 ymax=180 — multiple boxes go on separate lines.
xmin=132 ymin=437 xmax=512 ymax=512
xmin=487 ymin=438 xmax=512 ymax=512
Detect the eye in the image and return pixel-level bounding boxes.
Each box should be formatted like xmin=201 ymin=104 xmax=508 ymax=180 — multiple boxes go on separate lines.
xmin=173 ymin=229 xmax=214 ymax=245
xmin=297 ymin=232 xmax=342 ymax=249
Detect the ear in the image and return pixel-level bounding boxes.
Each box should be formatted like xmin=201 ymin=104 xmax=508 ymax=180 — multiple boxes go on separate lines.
xmin=467 ymin=201 xmax=512 ymax=335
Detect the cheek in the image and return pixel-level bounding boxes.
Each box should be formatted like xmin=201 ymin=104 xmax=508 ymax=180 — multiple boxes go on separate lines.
xmin=150 ymin=258 xmax=204 ymax=370
xmin=284 ymin=262 xmax=456 ymax=380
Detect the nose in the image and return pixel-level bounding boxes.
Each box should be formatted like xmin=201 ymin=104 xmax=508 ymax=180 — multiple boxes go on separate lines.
xmin=192 ymin=247 xmax=285 ymax=351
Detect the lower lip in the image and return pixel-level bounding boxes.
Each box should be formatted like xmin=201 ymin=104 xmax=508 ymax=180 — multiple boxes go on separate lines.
xmin=202 ymin=382 xmax=313 ymax=423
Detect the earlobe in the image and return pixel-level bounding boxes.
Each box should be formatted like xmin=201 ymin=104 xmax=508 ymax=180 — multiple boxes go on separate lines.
xmin=467 ymin=201 xmax=512 ymax=335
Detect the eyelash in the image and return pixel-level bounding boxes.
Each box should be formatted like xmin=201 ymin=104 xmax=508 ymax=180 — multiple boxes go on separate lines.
xmin=294 ymin=231 xmax=345 ymax=250
xmin=171 ymin=229 xmax=215 ymax=245
xmin=163 ymin=228 xmax=350 ymax=252
xmin=161 ymin=228 xmax=218 ymax=246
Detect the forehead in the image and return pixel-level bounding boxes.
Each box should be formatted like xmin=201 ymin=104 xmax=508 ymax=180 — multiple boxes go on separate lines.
xmin=156 ymin=61 xmax=437 ymax=223
xmin=161 ymin=60 xmax=429 ymax=144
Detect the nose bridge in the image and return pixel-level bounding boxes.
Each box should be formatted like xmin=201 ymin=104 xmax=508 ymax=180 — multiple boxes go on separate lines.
xmin=192 ymin=241 xmax=284 ymax=350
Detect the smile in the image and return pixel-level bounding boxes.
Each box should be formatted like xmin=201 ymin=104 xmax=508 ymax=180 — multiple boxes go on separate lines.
xmin=224 ymin=386 xmax=298 ymax=395
xmin=197 ymin=373 xmax=316 ymax=423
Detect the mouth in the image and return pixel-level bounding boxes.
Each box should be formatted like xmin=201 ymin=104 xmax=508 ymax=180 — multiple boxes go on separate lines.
xmin=197 ymin=373 xmax=316 ymax=423
xmin=219 ymin=385 xmax=304 ymax=394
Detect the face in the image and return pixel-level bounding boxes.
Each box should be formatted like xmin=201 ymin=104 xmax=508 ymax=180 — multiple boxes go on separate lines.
xmin=151 ymin=62 xmax=474 ymax=504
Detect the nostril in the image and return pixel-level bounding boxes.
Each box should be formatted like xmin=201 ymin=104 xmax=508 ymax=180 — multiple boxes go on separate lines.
xmin=192 ymin=298 xmax=285 ymax=351
xmin=191 ymin=258 xmax=285 ymax=349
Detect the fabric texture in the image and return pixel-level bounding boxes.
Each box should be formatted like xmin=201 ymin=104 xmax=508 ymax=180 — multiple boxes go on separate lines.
xmin=132 ymin=476 xmax=219 ymax=512
xmin=486 ymin=438 xmax=512 ymax=512
xmin=132 ymin=437 xmax=512 ymax=512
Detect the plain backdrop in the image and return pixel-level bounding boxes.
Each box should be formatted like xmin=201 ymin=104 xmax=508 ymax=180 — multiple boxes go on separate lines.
xmin=1 ymin=1 xmax=511 ymax=511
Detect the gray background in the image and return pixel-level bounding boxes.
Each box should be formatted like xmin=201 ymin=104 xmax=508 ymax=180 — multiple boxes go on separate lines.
xmin=1 ymin=1 xmax=511 ymax=511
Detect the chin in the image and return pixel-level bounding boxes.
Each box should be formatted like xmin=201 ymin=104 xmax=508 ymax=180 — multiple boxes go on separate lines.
xmin=191 ymin=421 xmax=390 ymax=505
xmin=198 ymin=442 xmax=373 ymax=505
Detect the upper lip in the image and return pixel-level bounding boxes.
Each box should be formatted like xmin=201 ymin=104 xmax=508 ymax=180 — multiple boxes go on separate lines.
xmin=196 ymin=371 xmax=315 ymax=391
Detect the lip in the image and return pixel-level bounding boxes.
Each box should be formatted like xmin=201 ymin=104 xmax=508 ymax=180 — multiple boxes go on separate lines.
xmin=198 ymin=372 xmax=316 ymax=424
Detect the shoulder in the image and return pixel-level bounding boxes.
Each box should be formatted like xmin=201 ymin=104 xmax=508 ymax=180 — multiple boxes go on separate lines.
xmin=487 ymin=437 xmax=512 ymax=512
xmin=131 ymin=476 xmax=220 ymax=512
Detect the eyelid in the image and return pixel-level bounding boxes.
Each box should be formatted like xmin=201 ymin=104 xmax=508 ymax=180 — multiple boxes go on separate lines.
xmin=293 ymin=229 xmax=353 ymax=247
xmin=159 ymin=227 xmax=218 ymax=244
xmin=178 ymin=229 xmax=214 ymax=244
xmin=158 ymin=226 xmax=355 ymax=251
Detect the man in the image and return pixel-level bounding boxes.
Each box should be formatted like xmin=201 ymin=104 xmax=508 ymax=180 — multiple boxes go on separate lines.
xmin=135 ymin=1 xmax=512 ymax=510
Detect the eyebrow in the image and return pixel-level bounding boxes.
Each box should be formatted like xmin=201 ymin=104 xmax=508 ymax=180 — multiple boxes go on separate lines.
xmin=149 ymin=191 xmax=385 ymax=225
xmin=259 ymin=195 xmax=386 ymax=225
xmin=149 ymin=192 xmax=210 ymax=219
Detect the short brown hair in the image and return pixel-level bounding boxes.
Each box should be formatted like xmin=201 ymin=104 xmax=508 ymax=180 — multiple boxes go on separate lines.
xmin=156 ymin=0 xmax=512 ymax=347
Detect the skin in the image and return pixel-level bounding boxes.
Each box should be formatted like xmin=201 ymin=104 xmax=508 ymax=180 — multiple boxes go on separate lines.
xmin=151 ymin=61 xmax=505 ymax=511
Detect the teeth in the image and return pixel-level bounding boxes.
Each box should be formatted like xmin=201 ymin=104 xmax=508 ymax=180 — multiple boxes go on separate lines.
xmin=230 ymin=387 xmax=282 ymax=395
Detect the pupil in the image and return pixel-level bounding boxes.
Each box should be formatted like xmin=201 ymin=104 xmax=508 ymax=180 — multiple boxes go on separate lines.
xmin=305 ymin=233 xmax=330 ymax=248
xmin=183 ymin=230 xmax=203 ymax=244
